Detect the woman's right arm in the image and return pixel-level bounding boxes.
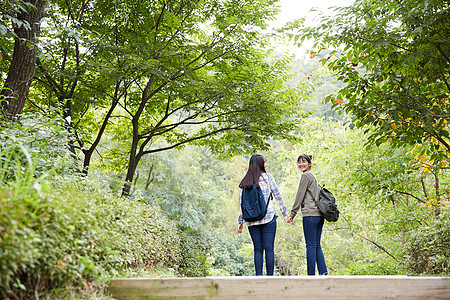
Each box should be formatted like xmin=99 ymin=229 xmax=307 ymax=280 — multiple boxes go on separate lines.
xmin=237 ymin=188 xmax=244 ymax=226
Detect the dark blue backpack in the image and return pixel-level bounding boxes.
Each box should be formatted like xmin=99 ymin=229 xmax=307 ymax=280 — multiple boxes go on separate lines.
xmin=241 ymin=183 xmax=272 ymax=222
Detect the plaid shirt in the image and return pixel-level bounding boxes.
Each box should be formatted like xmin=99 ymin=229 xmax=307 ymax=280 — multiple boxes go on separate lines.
xmin=238 ymin=172 xmax=288 ymax=226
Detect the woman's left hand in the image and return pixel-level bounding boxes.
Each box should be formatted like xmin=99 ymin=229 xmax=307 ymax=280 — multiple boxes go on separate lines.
xmin=285 ymin=215 xmax=293 ymax=223
xmin=237 ymin=224 xmax=243 ymax=233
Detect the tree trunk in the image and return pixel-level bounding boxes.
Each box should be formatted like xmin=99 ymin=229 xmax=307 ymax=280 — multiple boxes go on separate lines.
xmin=122 ymin=157 xmax=138 ymax=197
xmin=145 ymin=164 xmax=154 ymax=190
xmin=1 ymin=0 xmax=48 ymax=120
xmin=122 ymin=132 xmax=141 ymax=197
xmin=82 ymin=151 xmax=93 ymax=177
xmin=434 ymin=171 xmax=440 ymax=217
xmin=81 ymin=95 xmax=120 ymax=176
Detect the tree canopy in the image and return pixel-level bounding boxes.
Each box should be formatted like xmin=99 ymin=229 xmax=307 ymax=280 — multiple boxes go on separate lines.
xmin=2 ymin=0 xmax=307 ymax=195
xmin=288 ymin=0 xmax=450 ymax=164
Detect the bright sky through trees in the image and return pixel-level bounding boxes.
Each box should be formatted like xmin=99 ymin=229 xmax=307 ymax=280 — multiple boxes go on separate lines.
xmin=272 ymin=0 xmax=354 ymax=58
xmin=275 ymin=0 xmax=354 ymax=25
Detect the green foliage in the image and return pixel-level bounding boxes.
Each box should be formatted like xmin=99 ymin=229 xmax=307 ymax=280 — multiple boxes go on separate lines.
xmin=0 ymin=176 xmax=184 ymax=298
xmin=177 ymin=231 xmax=213 ymax=278
xmin=129 ymin=145 xmax=254 ymax=276
xmin=193 ymin=227 xmax=254 ymax=276
xmin=0 ymin=112 xmax=76 ymax=194
xmin=0 ymin=0 xmax=34 ymax=61
xmin=404 ymin=209 xmax=450 ymax=275
xmin=267 ymin=118 xmax=448 ymax=276
xmin=285 ymin=58 xmax=346 ymax=121
xmin=0 ymin=116 xmax=204 ymax=298
xmin=289 ymin=0 xmax=450 ymax=163
xmin=0 ymin=1 xmax=35 ymax=36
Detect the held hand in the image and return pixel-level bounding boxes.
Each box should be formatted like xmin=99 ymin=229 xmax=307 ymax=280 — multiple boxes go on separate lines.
xmin=284 ymin=215 xmax=293 ymax=223
xmin=237 ymin=224 xmax=243 ymax=233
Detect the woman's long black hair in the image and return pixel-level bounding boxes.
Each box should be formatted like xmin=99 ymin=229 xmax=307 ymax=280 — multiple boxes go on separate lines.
xmin=239 ymin=155 xmax=266 ymax=188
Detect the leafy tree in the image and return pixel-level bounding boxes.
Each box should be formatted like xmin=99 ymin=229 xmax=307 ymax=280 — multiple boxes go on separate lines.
xmin=0 ymin=0 xmax=48 ymax=120
xmin=31 ymin=0 xmax=305 ymax=189
xmin=82 ymin=0 xmax=304 ymax=196
xmin=33 ymin=0 xmax=126 ymax=164
xmin=288 ymin=0 xmax=449 ymax=170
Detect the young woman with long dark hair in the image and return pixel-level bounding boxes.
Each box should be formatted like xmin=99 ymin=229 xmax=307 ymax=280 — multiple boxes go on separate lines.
xmin=237 ymin=154 xmax=291 ymax=276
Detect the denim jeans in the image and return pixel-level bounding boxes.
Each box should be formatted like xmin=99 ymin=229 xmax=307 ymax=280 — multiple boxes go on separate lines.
xmin=302 ymin=216 xmax=328 ymax=275
xmin=248 ymin=216 xmax=277 ymax=275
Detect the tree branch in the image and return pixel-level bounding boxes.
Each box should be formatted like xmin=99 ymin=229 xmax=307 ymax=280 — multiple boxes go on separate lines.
xmin=342 ymin=215 xmax=397 ymax=260
xmin=153 ymin=0 xmax=166 ymax=46
xmin=418 ymin=125 xmax=450 ymax=153
xmin=421 ymin=177 xmax=429 ymax=199
xmin=396 ymin=79 xmax=450 ymax=118
xmin=141 ymin=126 xmax=242 ymax=155
xmin=442 ymin=73 xmax=450 ymax=93
xmin=36 ymin=58 xmax=67 ymax=98
xmin=434 ymin=42 xmax=450 ymax=63
xmin=394 ymin=190 xmax=425 ymax=203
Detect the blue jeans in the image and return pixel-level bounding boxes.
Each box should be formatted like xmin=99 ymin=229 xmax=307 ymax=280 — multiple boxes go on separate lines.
xmin=303 ymin=216 xmax=328 ymax=275
xmin=248 ymin=216 xmax=277 ymax=275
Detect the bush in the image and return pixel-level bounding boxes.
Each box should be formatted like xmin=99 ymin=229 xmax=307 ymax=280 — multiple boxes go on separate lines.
xmin=403 ymin=207 xmax=450 ymax=276
xmin=0 ymin=120 xmax=183 ymax=298
xmin=175 ymin=227 xmax=254 ymax=277
xmin=202 ymin=229 xmax=254 ymax=276
xmin=0 ymin=179 xmax=183 ymax=298
xmin=177 ymin=231 xmax=212 ymax=277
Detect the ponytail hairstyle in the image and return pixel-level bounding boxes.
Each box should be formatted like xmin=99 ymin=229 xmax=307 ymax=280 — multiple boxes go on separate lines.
xmin=239 ymin=155 xmax=266 ymax=188
xmin=297 ymin=154 xmax=312 ymax=166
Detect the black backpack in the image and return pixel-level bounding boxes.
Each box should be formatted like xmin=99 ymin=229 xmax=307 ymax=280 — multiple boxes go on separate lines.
xmin=241 ymin=183 xmax=273 ymax=222
xmin=308 ymin=185 xmax=339 ymax=222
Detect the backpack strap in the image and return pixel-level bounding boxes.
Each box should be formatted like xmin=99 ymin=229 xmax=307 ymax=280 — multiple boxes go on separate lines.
xmin=261 ymin=173 xmax=273 ymax=204
xmin=307 ymin=189 xmax=317 ymax=205
xmin=307 ymin=182 xmax=323 ymax=206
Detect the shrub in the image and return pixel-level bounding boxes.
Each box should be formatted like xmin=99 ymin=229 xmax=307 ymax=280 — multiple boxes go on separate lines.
xmin=403 ymin=207 xmax=450 ymax=276
xmin=177 ymin=231 xmax=212 ymax=277
xmin=0 ymin=179 xmax=184 ymax=298
xmin=175 ymin=227 xmax=254 ymax=277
